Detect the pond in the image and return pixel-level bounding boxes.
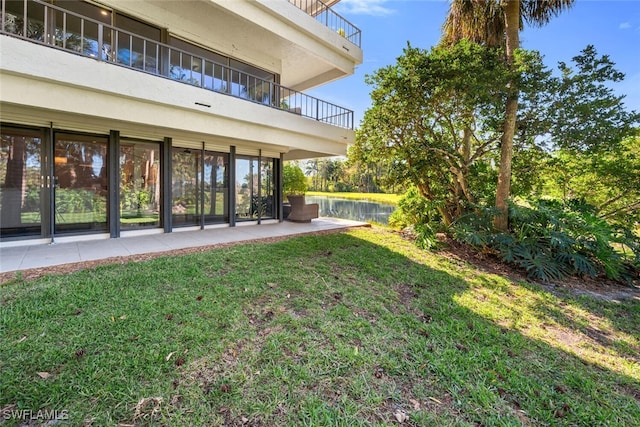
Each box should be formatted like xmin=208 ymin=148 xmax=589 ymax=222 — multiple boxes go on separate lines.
xmin=305 ymin=196 xmax=396 ymax=225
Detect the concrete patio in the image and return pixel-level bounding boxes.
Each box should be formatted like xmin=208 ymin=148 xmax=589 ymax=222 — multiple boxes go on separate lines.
xmin=0 ymin=218 xmax=368 ymax=274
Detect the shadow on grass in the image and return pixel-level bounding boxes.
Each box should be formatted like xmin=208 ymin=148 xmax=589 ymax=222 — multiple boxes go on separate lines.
xmin=0 ymin=228 xmax=638 ymax=426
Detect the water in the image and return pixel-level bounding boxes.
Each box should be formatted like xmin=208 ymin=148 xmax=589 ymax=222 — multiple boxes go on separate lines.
xmin=305 ymin=196 xmax=396 ymax=225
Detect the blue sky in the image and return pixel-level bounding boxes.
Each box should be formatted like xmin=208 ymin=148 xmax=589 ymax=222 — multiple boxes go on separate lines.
xmin=310 ymin=0 xmax=640 ymax=128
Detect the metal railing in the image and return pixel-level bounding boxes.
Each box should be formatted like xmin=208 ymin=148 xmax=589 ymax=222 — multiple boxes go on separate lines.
xmin=288 ymin=0 xmax=361 ymax=47
xmin=0 ymin=0 xmax=354 ymax=130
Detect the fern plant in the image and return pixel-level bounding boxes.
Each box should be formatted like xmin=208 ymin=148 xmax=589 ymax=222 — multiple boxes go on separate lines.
xmin=451 ymin=199 xmax=639 ymax=284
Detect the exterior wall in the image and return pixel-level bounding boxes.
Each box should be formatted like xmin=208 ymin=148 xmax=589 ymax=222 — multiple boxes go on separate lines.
xmin=0 ymin=0 xmax=362 ymax=243
xmin=0 ymin=37 xmax=353 ymax=157
xmin=98 ymin=0 xmax=362 ymax=91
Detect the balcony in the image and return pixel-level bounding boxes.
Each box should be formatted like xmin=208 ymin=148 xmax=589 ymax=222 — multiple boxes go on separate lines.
xmin=0 ymin=0 xmax=354 ymax=130
xmin=288 ymin=0 xmax=361 ymax=47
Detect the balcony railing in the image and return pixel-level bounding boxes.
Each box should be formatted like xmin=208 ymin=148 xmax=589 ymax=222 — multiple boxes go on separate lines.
xmin=0 ymin=0 xmax=354 ymax=130
xmin=288 ymin=0 xmax=361 ymax=47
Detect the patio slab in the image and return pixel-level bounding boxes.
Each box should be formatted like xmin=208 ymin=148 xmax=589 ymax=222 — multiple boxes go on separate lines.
xmin=0 ymin=218 xmax=367 ymax=273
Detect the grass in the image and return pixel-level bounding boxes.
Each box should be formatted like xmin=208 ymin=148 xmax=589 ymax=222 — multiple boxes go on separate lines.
xmin=307 ymin=192 xmax=400 ymax=206
xmin=1 ymin=228 xmax=639 ymax=426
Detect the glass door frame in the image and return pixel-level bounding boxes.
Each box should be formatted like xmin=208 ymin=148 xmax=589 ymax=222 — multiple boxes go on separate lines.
xmin=0 ymin=124 xmax=50 ymax=241
xmin=234 ymin=152 xmax=277 ymax=224
xmin=171 ymin=146 xmax=229 ymax=229
xmin=53 ymin=130 xmax=109 ymax=236
xmin=119 ymin=138 xmax=162 ymax=231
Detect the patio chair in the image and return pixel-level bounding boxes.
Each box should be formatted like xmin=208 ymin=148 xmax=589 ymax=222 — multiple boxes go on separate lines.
xmin=287 ymin=195 xmax=319 ymax=222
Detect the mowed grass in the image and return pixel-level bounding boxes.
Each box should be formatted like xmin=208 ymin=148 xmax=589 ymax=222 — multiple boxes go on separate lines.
xmin=306 ymin=192 xmax=400 ymax=206
xmin=1 ymin=228 xmax=639 ymax=426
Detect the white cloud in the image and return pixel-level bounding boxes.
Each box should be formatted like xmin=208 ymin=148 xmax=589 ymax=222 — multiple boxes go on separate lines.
xmin=334 ymin=0 xmax=396 ymax=16
xmin=619 ymin=22 xmax=632 ymax=30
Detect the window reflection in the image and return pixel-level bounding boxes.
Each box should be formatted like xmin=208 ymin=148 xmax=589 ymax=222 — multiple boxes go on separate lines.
xmin=172 ymin=148 xmax=199 ymax=227
xmin=168 ymin=37 xmax=276 ymax=104
xmin=0 ymin=127 xmax=42 ymax=237
xmin=261 ymin=159 xmax=275 ymax=219
xmin=172 ymin=148 xmax=228 ymax=227
xmin=120 ymin=141 xmax=160 ymax=229
xmin=114 ymin=14 xmax=161 ymax=72
xmin=54 ymin=133 xmax=108 ymax=234
xmin=203 ymin=153 xmax=228 ymax=222
xmin=52 ymin=0 xmax=112 ymax=57
xmin=235 ymin=156 xmax=275 ymax=221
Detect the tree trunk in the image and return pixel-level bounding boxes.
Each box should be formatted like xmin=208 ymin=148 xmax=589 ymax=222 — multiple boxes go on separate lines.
xmin=458 ymin=126 xmax=475 ymax=204
xmin=417 ymin=182 xmax=454 ymax=227
xmin=493 ymin=0 xmax=520 ymax=231
xmin=210 ymin=156 xmax=217 ymax=215
xmin=1 ymin=138 xmax=27 ymax=228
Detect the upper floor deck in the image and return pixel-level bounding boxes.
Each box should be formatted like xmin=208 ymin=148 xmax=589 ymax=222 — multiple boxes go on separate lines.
xmin=1 ymin=0 xmax=362 ymax=130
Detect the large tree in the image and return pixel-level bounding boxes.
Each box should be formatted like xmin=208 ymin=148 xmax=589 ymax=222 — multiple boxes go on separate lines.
xmin=442 ymin=0 xmax=575 ymax=231
xmin=355 ymin=42 xmax=530 ymax=225
xmin=536 ymin=46 xmax=640 ymax=226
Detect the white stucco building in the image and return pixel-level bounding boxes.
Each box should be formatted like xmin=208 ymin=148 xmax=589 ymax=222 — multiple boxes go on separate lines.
xmin=0 ymin=0 xmax=362 ymax=243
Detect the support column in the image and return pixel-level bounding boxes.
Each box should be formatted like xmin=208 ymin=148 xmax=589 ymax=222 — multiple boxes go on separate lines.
xmin=162 ymin=137 xmax=172 ymax=233
xmin=257 ymin=150 xmax=262 ymax=225
xmin=229 ymin=146 xmax=236 ymax=227
xmin=44 ymin=126 xmax=54 ymax=240
xmin=200 ymin=142 xmax=205 ymax=230
xmin=108 ymin=130 xmax=120 ymax=238
xmin=278 ymin=153 xmax=284 ymax=222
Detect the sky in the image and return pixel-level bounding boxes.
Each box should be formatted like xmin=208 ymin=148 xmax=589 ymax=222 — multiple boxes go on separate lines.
xmin=309 ymin=0 xmax=640 ymax=128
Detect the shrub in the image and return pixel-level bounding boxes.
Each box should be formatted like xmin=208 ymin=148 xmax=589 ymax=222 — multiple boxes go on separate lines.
xmin=389 ymin=186 xmax=441 ymax=249
xmin=451 ymin=199 xmax=639 ymax=283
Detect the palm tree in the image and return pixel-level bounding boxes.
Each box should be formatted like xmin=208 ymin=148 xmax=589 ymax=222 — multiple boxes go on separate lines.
xmin=442 ymin=0 xmax=574 ymax=231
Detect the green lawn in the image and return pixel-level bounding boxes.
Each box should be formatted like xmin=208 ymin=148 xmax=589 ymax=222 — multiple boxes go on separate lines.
xmin=1 ymin=228 xmax=638 ymax=426
xmin=306 ymin=192 xmax=401 ymax=206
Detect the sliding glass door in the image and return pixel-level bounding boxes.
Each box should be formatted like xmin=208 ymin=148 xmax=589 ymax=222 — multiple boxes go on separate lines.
xmin=120 ymin=140 xmax=161 ymax=229
xmin=235 ymin=156 xmax=275 ymax=221
xmin=203 ymin=152 xmax=229 ymax=223
xmin=54 ymin=133 xmax=108 ymax=234
xmin=0 ymin=127 xmax=44 ymax=238
xmin=172 ymin=148 xmax=228 ymax=227
xmin=261 ymin=158 xmax=275 ymax=219
xmin=171 ymin=148 xmax=199 ymax=227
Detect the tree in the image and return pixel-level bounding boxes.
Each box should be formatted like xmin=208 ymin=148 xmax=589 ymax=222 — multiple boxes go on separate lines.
xmin=546 ymin=45 xmax=640 ymax=153
xmin=346 ymin=144 xmax=391 ymax=193
xmin=442 ymin=0 xmax=575 ymax=231
xmin=283 ymin=163 xmax=307 ymax=196
xmin=355 ymin=41 xmax=527 ymax=225
xmin=534 ymin=46 xmax=640 ymax=227
xmin=304 ymin=159 xmax=319 ymax=190
xmin=538 ymin=136 xmax=640 ymax=227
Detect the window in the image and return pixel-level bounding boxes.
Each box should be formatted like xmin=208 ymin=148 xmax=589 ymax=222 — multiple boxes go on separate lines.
xmin=114 ymin=14 xmax=161 ymax=72
xmin=172 ymin=148 xmax=229 ymax=227
xmin=120 ymin=140 xmax=160 ymax=229
xmin=52 ymin=1 xmax=112 ymax=57
xmin=54 ymin=132 xmax=108 ymax=234
xmin=0 ymin=127 xmax=43 ymax=238
xmin=235 ymin=156 xmax=275 ymax=221
xmin=169 ymin=36 xmax=226 ymax=89
xmin=168 ymin=36 xmax=277 ymax=103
